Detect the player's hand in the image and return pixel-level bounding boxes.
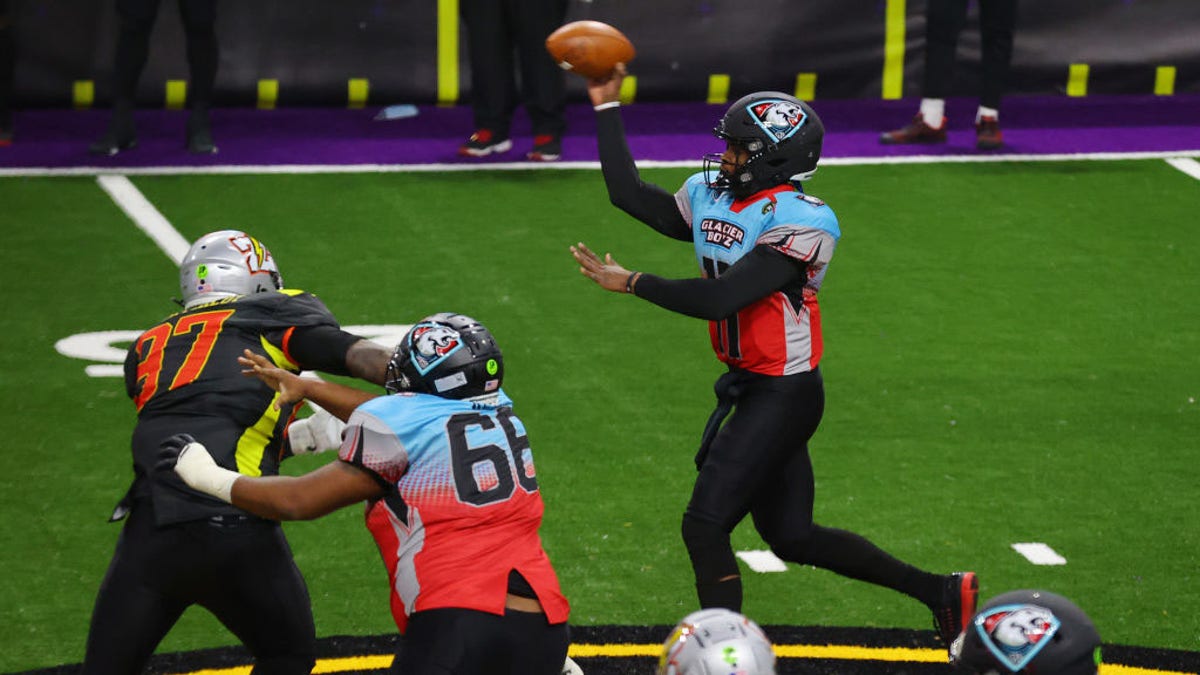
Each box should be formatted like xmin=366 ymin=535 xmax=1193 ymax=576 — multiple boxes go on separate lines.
xmin=156 ymin=433 xmax=200 ymax=474
xmin=239 ymin=349 xmax=307 ymax=408
xmin=571 ymin=241 xmax=634 ymax=293
xmin=587 ymin=62 xmax=626 ymax=107
xmin=286 ymin=404 xmax=346 ymax=455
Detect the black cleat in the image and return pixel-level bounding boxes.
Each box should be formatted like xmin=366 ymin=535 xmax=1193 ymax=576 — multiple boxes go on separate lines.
xmin=89 ymin=131 xmax=138 ymax=156
xmin=186 ymin=111 xmax=218 ymax=154
xmin=931 ymin=571 xmax=978 ymax=657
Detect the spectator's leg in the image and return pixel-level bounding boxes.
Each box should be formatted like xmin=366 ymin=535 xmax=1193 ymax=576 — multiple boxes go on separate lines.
xmin=460 ymin=0 xmax=516 ymax=138
xmin=179 ymin=0 xmax=218 ymax=152
xmin=0 ymin=0 xmax=14 ymax=141
xmin=512 ymin=0 xmax=566 ymax=139
xmin=90 ymin=0 xmax=161 ymax=153
xmin=921 ymin=0 xmax=969 ymax=101
xmin=977 ymin=0 xmax=1017 ymax=113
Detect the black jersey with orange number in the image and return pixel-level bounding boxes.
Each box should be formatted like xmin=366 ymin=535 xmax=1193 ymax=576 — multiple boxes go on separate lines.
xmin=123 ymin=290 xmax=345 ymax=525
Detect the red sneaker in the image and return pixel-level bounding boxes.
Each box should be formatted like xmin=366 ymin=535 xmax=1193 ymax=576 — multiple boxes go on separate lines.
xmin=526 ymin=134 xmax=561 ymax=162
xmin=880 ymin=114 xmax=947 ymax=145
xmin=458 ymin=129 xmax=512 ymax=157
xmin=976 ymin=116 xmax=1004 ymax=150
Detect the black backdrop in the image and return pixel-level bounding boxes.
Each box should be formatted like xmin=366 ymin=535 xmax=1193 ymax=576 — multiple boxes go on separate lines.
xmin=8 ymin=0 xmax=1199 ymax=107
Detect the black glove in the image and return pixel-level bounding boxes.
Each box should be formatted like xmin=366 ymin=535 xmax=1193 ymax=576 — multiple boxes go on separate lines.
xmin=156 ymin=433 xmax=199 ymax=473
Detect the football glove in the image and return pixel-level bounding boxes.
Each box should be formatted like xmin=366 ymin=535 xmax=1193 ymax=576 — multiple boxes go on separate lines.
xmin=158 ymin=433 xmax=239 ymax=503
xmin=286 ymin=404 xmax=346 ymax=455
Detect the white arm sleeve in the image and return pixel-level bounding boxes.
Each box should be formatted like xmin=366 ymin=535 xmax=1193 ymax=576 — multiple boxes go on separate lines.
xmin=174 ymin=442 xmax=239 ymax=503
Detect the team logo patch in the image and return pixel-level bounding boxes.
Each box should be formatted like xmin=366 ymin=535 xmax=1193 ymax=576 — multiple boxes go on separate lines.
xmin=700 ymin=218 xmax=745 ymax=249
xmin=747 ymin=99 xmax=807 ymax=143
xmin=407 ymin=323 xmax=462 ymax=375
xmin=973 ymin=603 xmax=1062 ymax=672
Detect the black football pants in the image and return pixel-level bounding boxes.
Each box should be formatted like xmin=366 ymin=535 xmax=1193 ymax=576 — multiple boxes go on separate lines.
xmin=390 ymin=607 xmax=570 ymax=675
xmin=81 ymin=499 xmax=316 ymax=675
xmin=684 ymin=368 xmax=941 ymax=610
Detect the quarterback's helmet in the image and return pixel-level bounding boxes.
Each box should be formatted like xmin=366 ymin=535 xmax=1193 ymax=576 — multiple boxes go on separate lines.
xmin=385 ymin=313 xmax=503 ymax=400
xmin=705 ymin=91 xmax=824 ymax=199
xmin=179 ymin=230 xmax=283 ymax=309
xmin=952 ymin=590 xmax=1101 ymax=675
xmin=658 ymin=608 xmax=776 ymax=675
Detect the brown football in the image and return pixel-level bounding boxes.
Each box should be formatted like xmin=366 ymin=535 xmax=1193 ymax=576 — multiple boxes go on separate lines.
xmin=545 ymin=21 xmax=636 ymax=81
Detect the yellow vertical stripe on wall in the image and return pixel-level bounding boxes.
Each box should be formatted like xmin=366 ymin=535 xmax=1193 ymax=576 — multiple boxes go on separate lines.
xmin=72 ymin=80 xmax=94 ymax=109
xmin=882 ymin=0 xmax=907 ymax=99
xmin=437 ymin=0 xmax=459 ymax=106
xmin=707 ymin=74 xmax=730 ymax=104
xmin=257 ymin=79 xmax=279 ymax=109
xmin=348 ymin=78 xmax=370 ymax=108
xmin=1154 ymin=66 xmax=1176 ymax=96
xmin=619 ymin=75 xmax=638 ymax=105
xmin=1066 ymin=63 xmax=1089 ymax=97
xmin=165 ymin=80 xmax=187 ymax=110
xmin=794 ymin=73 xmax=817 ymax=101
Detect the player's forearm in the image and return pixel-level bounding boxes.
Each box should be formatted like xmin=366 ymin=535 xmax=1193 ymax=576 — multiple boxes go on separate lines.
xmin=596 ymin=108 xmax=692 ymax=241
xmin=230 ymin=475 xmax=338 ymax=521
xmin=345 ymin=339 xmax=392 ymax=385
xmin=294 ymin=376 xmax=379 ymax=423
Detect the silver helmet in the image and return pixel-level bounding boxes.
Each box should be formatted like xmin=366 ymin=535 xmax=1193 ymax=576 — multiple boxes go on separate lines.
xmin=179 ymin=230 xmax=283 ymax=308
xmin=658 ymin=608 xmax=776 ymax=675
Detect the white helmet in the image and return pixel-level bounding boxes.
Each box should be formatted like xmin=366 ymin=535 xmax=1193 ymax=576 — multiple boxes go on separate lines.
xmin=179 ymin=230 xmax=283 ymax=308
xmin=658 ymin=609 xmax=776 ymax=675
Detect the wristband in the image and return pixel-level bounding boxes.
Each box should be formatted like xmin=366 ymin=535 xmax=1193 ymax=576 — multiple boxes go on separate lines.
xmin=593 ymin=101 xmax=620 ymax=112
xmin=625 ymin=272 xmax=641 ymax=294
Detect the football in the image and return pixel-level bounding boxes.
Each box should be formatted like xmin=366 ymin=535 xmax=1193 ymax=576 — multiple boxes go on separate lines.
xmin=545 ymin=20 xmax=636 ymax=81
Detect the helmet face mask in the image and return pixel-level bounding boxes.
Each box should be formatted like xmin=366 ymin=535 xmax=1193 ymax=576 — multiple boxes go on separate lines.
xmin=179 ymin=230 xmax=283 ymax=308
xmin=385 ymin=313 xmax=503 ymax=401
xmin=705 ymin=91 xmax=824 ymax=199
xmin=658 ymin=609 xmax=776 ymax=675
xmin=953 ymin=590 xmax=1102 ymax=675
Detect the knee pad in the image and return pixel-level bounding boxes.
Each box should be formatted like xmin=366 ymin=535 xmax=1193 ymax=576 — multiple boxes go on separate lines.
xmin=681 ymin=513 xmax=738 ymax=582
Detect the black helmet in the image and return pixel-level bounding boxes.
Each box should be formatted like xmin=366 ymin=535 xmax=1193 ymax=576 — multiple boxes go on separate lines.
xmin=384 ymin=313 xmax=503 ymax=400
xmin=953 ymin=589 xmax=1101 ymax=675
xmin=705 ymin=91 xmax=824 ymax=199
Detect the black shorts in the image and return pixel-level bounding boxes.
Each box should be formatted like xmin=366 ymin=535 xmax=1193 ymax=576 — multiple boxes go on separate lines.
xmin=391 ymin=606 xmax=569 ymax=675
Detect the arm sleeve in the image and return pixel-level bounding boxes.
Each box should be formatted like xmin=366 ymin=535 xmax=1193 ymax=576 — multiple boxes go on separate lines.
xmin=634 ymin=245 xmax=805 ymax=320
xmin=285 ymin=325 xmax=363 ymax=376
xmin=596 ymin=107 xmax=693 ymax=241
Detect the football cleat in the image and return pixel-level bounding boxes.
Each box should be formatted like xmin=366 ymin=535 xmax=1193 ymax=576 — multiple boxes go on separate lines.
xmin=976 ymin=116 xmax=1004 ymax=150
xmin=932 ymin=571 xmax=979 ymax=657
xmin=458 ymin=129 xmax=512 ymax=157
xmin=527 ymin=133 xmax=562 ymax=161
xmin=880 ymin=114 xmax=947 ymax=145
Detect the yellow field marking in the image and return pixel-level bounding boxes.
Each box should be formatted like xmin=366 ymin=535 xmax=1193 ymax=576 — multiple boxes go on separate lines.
xmin=707 ymin=74 xmax=730 ymax=104
xmin=794 ymin=72 xmax=817 ymax=101
xmin=73 ymin=80 xmax=94 ymax=109
xmin=1154 ymin=66 xmax=1176 ymax=96
xmin=257 ymin=79 xmax=279 ymax=110
xmin=163 ymin=644 xmax=1196 ymax=675
xmin=882 ymin=0 xmax=907 ymax=99
xmin=348 ymin=78 xmax=370 ymax=108
xmin=165 ymin=79 xmax=187 ymax=110
xmin=436 ymin=0 xmax=458 ymax=106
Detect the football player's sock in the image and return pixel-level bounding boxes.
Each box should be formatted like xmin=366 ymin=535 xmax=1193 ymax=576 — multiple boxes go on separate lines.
xmin=919 ymin=98 xmax=946 ymax=128
xmin=976 ymin=105 xmax=1000 ymax=124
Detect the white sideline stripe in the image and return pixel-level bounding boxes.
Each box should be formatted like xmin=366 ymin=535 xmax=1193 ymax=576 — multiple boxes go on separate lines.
xmin=1012 ymin=542 xmax=1068 ymax=566
xmin=95 ymin=175 xmax=190 ymax=263
xmin=3 ymin=149 xmax=1199 ymax=177
xmin=1165 ymin=157 xmax=1200 ymax=180
xmin=736 ymin=549 xmax=789 ymax=573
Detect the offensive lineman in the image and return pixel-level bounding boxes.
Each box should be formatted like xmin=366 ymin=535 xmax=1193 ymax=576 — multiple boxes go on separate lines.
xmin=81 ymin=230 xmax=391 ymax=674
xmin=160 ymin=313 xmax=572 ymax=675
xmin=570 ymin=65 xmax=978 ymax=655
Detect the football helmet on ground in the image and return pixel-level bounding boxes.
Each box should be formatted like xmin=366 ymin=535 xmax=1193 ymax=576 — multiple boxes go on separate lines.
xmin=179 ymin=230 xmax=283 ymax=309
xmin=705 ymin=91 xmax=824 ymax=199
xmin=952 ymin=589 xmax=1101 ymax=675
xmin=384 ymin=313 xmax=503 ymax=400
xmin=658 ymin=608 xmax=776 ymax=675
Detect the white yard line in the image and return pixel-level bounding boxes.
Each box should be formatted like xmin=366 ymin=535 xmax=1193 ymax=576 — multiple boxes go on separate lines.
xmin=1011 ymin=542 xmax=1068 ymax=566
xmin=3 ymin=149 xmax=1199 ymax=177
xmin=736 ymin=549 xmax=789 ymax=573
xmin=1165 ymin=157 xmax=1200 ymax=181
xmin=95 ymin=175 xmax=190 ymax=264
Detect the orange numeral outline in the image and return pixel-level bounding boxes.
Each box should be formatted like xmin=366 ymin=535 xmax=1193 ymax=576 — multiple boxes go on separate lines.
xmin=133 ymin=309 xmax=236 ymax=411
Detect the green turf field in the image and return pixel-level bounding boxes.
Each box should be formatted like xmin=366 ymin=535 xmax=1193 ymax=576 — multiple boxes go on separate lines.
xmin=0 ymin=159 xmax=1197 ymax=672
